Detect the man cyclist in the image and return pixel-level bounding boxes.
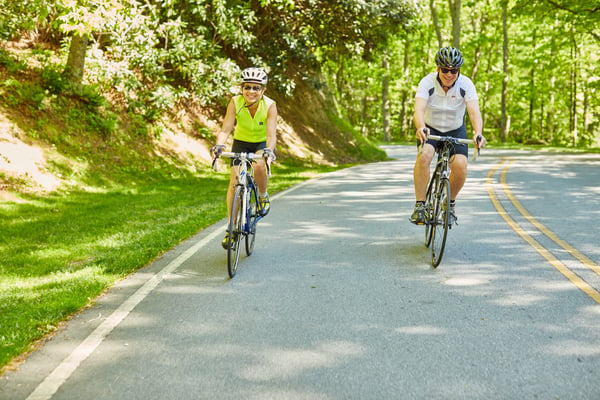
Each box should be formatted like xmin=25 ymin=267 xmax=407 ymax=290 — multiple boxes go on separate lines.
xmin=212 ymin=67 xmax=277 ymax=249
xmin=410 ymin=46 xmax=487 ymax=226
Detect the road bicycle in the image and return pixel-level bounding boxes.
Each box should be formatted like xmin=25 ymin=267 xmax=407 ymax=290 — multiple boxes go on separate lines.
xmin=212 ymin=151 xmax=271 ymax=278
xmin=420 ymin=132 xmax=480 ymax=268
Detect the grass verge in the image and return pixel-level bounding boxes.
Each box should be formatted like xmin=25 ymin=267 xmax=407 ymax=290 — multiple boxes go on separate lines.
xmin=0 ymin=161 xmax=340 ymax=370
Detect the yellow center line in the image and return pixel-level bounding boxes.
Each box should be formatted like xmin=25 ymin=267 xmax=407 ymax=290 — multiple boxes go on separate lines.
xmin=499 ymin=163 xmax=600 ymax=277
xmin=486 ymin=159 xmax=600 ymax=304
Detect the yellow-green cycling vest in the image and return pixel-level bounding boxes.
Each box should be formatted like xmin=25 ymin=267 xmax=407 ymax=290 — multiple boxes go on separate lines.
xmin=233 ymin=94 xmax=276 ymax=143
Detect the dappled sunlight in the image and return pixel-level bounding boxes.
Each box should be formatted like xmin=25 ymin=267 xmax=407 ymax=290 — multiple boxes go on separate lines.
xmin=357 ymin=211 xmax=404 ymax=221
xmin=246 ymin=389 xmax=332 ymax=400
xmin=8 ymin=146 xmax=600 ymax=399
xmin=0 ymin=123 xmax=64 ymax=192
xmin=491 ymin=293 xmax=548 ymax=306
xmin=443 ymin=275 xmax=491 ymax=287
xmin=530 ymin=280 xmax=583 ymax=293
xmin=287 ymin=221 xmax=358 ymax=241
xmin=239 ymin=341 xmax=363 ymax=382
xmin=158 ymin=281 xmax=232 ymax=295
xmin=582 ymin=304 xmax=600 ymax=316
xmin=394 ymin=325 xmax=447 ymax=335
xmin=9 ymin=265 xmax=105 ymax=290
xmin=544 ymin=340 xmax=600 ymax=357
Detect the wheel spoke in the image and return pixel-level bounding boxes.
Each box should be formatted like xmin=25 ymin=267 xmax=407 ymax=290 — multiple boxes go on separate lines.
xmin=432 ymin=178 xmax=450 ymax=268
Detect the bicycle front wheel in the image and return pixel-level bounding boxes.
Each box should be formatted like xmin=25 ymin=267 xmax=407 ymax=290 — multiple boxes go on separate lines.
xmin=227 ymin=186 xmax=243 ymax=278
xmin=431 ymin=178 xmax=450 ymax=268
xmin=245 ymin=180 xmax=257 ymax=256
xmin=424 ymin=173 xmax=438 ymax=247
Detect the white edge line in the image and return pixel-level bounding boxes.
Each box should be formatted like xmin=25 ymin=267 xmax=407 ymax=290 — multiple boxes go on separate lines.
xmin=26 ymin=229 xmax=221 ymax=400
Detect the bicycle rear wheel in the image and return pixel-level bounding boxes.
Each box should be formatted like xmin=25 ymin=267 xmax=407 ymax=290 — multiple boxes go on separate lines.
xmin=227 ymin=186 xmax=243 ymax=278
xmin=431 ymin=178 xmax=450 ymax=268
xmin=424 ymin=173 xmax=437 ymax=247
xmin=245 ymin=180 xmax=257 ymax=256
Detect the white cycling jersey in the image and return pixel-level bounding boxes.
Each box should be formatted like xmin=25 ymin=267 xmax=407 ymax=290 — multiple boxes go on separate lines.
xmin=415 ymin=72 xmax=478 ymax=133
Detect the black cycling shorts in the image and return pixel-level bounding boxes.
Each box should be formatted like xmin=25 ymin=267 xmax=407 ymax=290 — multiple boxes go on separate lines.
xmin=419 ymin=124 xmax=468 ymax=158
xmin=230 ymin=139 xmax=267 ymax=166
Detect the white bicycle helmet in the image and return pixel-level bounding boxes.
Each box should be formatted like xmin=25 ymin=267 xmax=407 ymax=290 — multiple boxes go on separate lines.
xmin=241 ymin=67 xmax=268 ymax=85
xmin=435 ymin=47 xmax=464 ymax=68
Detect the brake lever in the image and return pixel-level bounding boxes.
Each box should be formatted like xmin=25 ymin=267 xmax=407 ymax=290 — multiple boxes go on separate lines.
xmin=473 ymin=135 xmax=482 ymax=161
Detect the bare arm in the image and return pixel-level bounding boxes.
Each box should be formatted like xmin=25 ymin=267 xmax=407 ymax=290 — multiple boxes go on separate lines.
xmin=215 ymin=99 xmax=237 ymax=146
xmin=265 ymin=103 xmax=277 ymax=151
xmin=466 ymin=99 xmax=487 ymax=148
xmin=413 ymin=97 xmax=429 ymax=143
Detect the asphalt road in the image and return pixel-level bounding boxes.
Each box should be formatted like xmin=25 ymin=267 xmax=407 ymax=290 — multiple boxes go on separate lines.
xmin=2 ymin=146 xmax=600 ymax=399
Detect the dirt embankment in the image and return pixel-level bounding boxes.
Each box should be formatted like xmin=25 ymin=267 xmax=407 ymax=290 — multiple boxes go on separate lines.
xmin=0 ymin=65 xmax=371 ymax=198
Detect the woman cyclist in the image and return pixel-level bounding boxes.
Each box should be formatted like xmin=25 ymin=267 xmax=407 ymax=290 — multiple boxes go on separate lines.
xmin=410 ymin=47 xmax=487 ymax=226
xmin=212 ymin=67 xmax=278 ymax=249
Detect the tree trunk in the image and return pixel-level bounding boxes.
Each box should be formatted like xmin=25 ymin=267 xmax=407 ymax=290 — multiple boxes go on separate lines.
xmin=63 ymin=32 xmax=89 ymax=86
xmin=430 ymin=0 xmax=443 ymax=47
xmin=570 ymin=25 xmax=578 ymax=146
xmin=548 ymin=75 xmax=556 ymax=143
xmin=382 ymin=52 xmax=391 ymax=142
xmin=583 ymin=86 xmax=589 ymax=144
xmin=448 ymin=0 xmax=461 ymax=48
xmin=500 ymin=1 xmax=509 ymax=143
xmin=470 ymin=0 xmax=488 ymax=80
xmin=528 ymin=29 xmax=537 ymax=140
xmin=360 ymin=91 xmax=369 ymax=137
xmin=547 ymin=28 xmax=557 ymax=144
xmin=398 ymin=40 xmax=410 ymax=139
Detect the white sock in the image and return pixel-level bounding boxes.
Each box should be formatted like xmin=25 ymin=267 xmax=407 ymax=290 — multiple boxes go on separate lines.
xmin=260 ymin=192 xmax=268 ymax=198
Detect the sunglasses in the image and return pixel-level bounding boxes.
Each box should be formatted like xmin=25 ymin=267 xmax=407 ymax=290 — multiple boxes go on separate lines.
xmin=440 ymin=67 xmax=460 ymax=75
xmin=243 ymin=85 xmax=263 ymax=91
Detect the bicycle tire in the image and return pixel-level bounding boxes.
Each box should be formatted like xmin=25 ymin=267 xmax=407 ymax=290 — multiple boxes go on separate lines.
xmin=227 ymin=186 xmax=243 ymax=278
xmin=431 ymin=178 xmax=450 ymax=268
xmin=245 ymin=179 xmax=257 ymax=256
xmin=424 ymin=171 xmax=438 ymax=247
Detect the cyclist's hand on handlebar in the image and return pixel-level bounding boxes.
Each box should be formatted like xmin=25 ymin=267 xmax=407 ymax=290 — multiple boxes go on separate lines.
xmin=211 ymin=144 xmax=225 ymax=157
xmin=473 ymin=134 xmax=487 ymax=149
xmin=416 ymin=127 xmax=429 ymax=145
xmin=262 ymin=148 xmax=276 ymax=162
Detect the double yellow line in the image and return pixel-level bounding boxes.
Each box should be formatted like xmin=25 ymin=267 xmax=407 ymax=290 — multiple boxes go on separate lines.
xmin=486 ymin=158 xmax=600 ymax=304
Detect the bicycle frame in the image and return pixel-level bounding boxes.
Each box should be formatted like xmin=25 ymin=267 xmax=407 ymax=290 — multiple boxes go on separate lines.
xmin=421 ymin=134 xmax=479 ymax=267
xmin=212 ymin=150 xmax=271 ymax=277
xmin=214 ymin=151 xmax=266 ymax=234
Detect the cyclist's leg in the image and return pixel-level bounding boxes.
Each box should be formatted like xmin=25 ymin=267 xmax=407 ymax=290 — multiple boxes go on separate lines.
xmin=225 ymin=167 xmax=237 ymax=218
xmin=247 ymin=142 xmax=270 ymax=215
xmin=411 ymin=139 xmax=435 ymax=224
xmin=449 ymin=154 xmax=467 ymax=200
xmin=251 ymin=142 xmax=268 ymax=194
xmin=222 ymin=140 xmax=247 ymax=248
xmin=413 ymin=143 xmax=435 ymax=202
xmin=447 ymin=124 xmax=469 ymax=201
xmin=222 ymin=166 xmax=238 ymax=249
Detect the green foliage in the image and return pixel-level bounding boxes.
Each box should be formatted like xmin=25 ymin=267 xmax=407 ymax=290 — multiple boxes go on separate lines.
xmin=327 ymin=0 xmax=600 ymax=147
xmin=2 ymin=0 xmax=419 ymax=143
xmin=0 ymin=49 xmax=27 ymax=73
xmin=40 ymin=65 xmax=69 ymax=94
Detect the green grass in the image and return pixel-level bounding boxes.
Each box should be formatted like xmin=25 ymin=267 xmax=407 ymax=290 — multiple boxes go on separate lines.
xmin=0 ymin=162 xmax=339 ymax=369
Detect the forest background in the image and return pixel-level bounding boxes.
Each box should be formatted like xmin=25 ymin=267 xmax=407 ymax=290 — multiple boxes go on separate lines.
xmin=0 ymin=0 xmax=599 ymax=371
xmin=2 ymin=0 xmax=599 ymax=168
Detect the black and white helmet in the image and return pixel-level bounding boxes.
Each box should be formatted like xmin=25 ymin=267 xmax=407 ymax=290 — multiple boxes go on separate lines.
xmin=241 ymin=67 xmax=268 ymax=85
xmin=435 ymin=47 xmax=464 ymax=68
